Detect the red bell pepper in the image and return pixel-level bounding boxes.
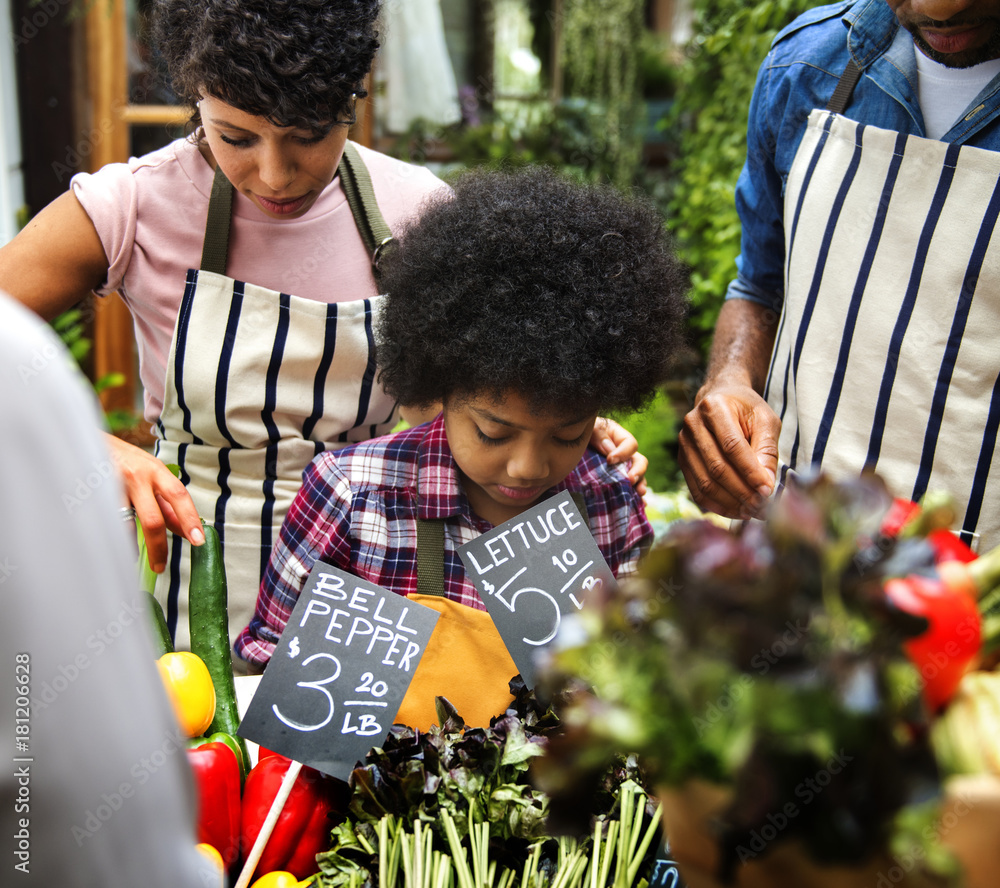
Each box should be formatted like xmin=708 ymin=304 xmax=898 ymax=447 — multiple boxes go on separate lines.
xmin=241 ymin=754 xmax=349 ymax=881
xmin=880 ymin=496 xmax=978 ymax=563
xmin=884 ymin=566 xmax=982 ymax=712
xmin=187 ymin=741 xmax=242 ymax=868
xmin=926 ymin=529 xmax=978 ymax=564
xmin=190 ymin=731 xmax=249 ymax=783
xmin=880 ymin=497 xmax=923 ymax=538
xmin=879 ymin=496 xmax=1000 ymax=693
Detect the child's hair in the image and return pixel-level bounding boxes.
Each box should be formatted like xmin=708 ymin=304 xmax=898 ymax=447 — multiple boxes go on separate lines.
xmin=152 ymin=0 xmax=380 ymax=134
xmin=376 ymin=166 xmax=688 ymax=417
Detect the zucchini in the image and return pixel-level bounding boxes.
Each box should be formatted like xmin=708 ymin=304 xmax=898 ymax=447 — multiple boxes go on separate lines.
xmin=189 ymin=519 xmax=248 ymax=763
xmin=136 ymin=513 xmax=159 ymax=596
xmin=136 ymin=518 xmax=172 ymax=655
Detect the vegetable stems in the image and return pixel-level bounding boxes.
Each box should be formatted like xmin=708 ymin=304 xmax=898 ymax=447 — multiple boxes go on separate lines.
xmin=597 ymin=821 xmax=617 ymax=888
xmin=626 ymin=802 xmax=663 ymax=886
xmin=350 ymin=785 xmax=661 ymax=888
xmin=442 ymin=810 xmax=475 ymax=888
xmin=589 ymin=821 xmax=602 ymax=888
xmin=379 ymin=817 xmax=388 ymax=888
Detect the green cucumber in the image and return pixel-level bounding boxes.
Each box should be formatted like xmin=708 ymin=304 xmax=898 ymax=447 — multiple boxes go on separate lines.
xmin=146 ymin=592 xmax=174 ymax=657
xmin=188 ymin=519 xmax=248 ymax=763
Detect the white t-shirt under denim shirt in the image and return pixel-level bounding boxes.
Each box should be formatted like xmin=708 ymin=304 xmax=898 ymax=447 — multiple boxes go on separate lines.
xmin=915 ymin=51 xmax=1000 ymax=140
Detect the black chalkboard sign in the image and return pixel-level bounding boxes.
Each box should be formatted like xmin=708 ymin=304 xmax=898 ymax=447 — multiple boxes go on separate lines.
xmin=648 ymin=839 xmax=686 ymax=888
xmin=238 ymin=563 xmax=439 ymax=779
xmin=457 ymin=490 xmax=616 ymax=688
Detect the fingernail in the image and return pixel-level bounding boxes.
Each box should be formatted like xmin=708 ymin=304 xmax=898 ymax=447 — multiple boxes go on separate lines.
xmin=757 ymin=485 xmax=772 ymax=498
xmin=153 ymin=562 xmax=165 ymax=574
xmin=190 ymin=527 xmax=206 ymax=546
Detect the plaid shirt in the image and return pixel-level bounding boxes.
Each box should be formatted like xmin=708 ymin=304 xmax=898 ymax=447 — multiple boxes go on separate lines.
xmin=235 ymin=414 xmax=652 ymax=666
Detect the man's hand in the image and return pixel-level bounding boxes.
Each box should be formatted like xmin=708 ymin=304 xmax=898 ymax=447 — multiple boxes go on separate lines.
xmin=678 ymin=297 xmax=781 ymax=518
xmin=678 ymin=383 xmax=779 ymax=518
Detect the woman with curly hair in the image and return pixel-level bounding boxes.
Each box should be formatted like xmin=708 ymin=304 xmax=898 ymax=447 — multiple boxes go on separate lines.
xmin=237 ymin=167 xmax=688 ymax=727
xmin=0 ymin=1 xmax=642 ymax=662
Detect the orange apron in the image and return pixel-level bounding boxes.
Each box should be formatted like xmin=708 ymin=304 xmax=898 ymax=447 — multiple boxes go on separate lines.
xmin=394 ymin=516 xmax=517 ymax=730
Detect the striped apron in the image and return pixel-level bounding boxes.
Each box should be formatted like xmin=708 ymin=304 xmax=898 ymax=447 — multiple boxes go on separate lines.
xmin=765 ymin=106 xmax=1000 ymax=550
xmin=153 ymin=147 xmax=397 ymax=668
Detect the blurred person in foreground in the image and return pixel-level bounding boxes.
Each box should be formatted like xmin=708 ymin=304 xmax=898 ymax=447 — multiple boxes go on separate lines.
xmin=0 ymin=291 xmax=218 ymax=886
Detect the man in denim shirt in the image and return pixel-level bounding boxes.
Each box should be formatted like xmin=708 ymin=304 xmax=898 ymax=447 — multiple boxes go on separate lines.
xmin=679 ymin=0 xmax=1000 ymax=550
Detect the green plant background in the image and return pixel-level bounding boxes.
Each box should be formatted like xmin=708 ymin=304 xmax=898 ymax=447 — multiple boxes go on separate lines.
xmin=27 ymin=0 xmax=819 ymax=489
xmin=666 ymin=0 xmax=818 ymax=344
xmin=389 ymin=0 xmax=819 ymax=492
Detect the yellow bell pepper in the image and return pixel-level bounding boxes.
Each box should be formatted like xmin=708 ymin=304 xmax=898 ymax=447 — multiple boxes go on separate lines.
xmin=195 ymin=842 xmax=225 ymax=888
xmin=250 ymin=872 xmax=314 ymax=888
xmin=156 ymin=651 xmax=216 ymax=737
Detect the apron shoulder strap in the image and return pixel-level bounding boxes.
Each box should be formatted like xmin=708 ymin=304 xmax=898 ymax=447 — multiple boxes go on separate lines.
xmin=826 ymin=57 xmax=863 ymax=115
xmin=200 ymin=163 xmax=235 ymax=275
xmin=415 ymin=492 xmax=590 ymax=597
xmin=416 ymin=517 xmax=446 ymax=597
xmin=198 ymin=142 xmax=393 ymax=278
xmin=338 ymin=141 xmax=394 ymax=275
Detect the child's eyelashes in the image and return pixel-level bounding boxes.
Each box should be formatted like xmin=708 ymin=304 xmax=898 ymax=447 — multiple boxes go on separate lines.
xmin=475 ymin=428 xmax=507 ymax=447
xmin=556 ymin=432 xmax=589 ymax=448
xmin=474 ymin=427 xmax=588 ymax=448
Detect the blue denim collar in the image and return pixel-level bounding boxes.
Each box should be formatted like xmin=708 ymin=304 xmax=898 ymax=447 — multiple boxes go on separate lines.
xmin=844 ymin=0 xmax=1000 ymax=137
xmin=844 ymin=0 xmax=898 ymax=67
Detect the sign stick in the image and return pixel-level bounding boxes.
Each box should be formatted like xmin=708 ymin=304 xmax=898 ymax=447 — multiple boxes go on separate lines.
xmin=234 ymin=758 xmax=304 ymax=888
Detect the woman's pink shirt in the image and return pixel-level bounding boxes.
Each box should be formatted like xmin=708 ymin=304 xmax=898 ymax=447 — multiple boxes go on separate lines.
xmin=72 ymin=137 xmax=446 ymax=420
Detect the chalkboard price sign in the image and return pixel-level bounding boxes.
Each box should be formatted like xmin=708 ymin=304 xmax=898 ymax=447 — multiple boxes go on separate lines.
xmin=648 ymin=839 xmax=685 ymax=888
xmin=457 ymin=490 xmax=616 ymax=688
xmin=238 ymin=563 xmax=439 ymax=779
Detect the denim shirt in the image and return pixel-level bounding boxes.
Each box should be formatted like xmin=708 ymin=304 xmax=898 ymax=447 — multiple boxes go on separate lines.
xmin=727 ymin=0 xmax=1000 ymax=310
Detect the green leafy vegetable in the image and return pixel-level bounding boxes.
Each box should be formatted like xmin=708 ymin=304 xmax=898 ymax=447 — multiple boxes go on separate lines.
xmin=315 ymin=683 xmax=662 ymax=888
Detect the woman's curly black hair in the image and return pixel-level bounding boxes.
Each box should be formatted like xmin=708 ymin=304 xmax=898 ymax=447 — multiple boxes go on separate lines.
xmin=376 ymin=166 xmax=689 ymax=418
xmin=152 ymin=0 xmax=380 ymax=133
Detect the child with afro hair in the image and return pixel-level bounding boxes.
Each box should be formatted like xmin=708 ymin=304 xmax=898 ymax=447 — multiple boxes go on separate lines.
xmin=237 ymin=166 xmax=688 ymax=728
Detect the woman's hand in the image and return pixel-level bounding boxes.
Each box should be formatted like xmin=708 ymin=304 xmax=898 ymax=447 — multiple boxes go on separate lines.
xmin=106 ymin=434 xmax=205 ymax=572
xmin=592 ymin=418 xmax=648 ymax=496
